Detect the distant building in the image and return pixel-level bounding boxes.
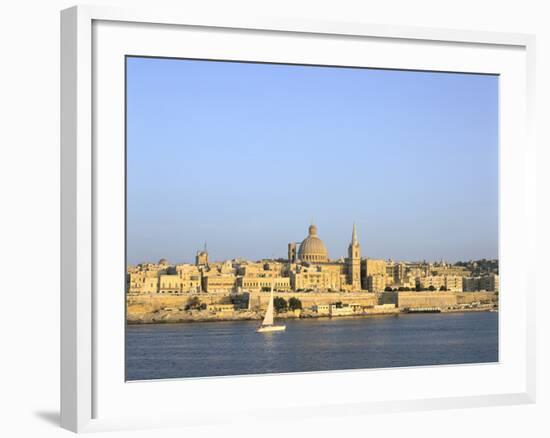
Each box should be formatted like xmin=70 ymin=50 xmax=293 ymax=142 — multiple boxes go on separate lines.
xmin=362 ymin=258 xmax=386 ymax=277
xmin=288 ymin=242 xmax=297 ymax=263
xmin=206 ymin=303 xmax=235 ymax=313
xmin=159 ymin=274 xmax=181 ymax=294
xmin=195 ymin=249 xmax=208 ymax=266
xmin=463 ymin=274 xmax=499 ymax=292
xmin=312 ymin=304 xmax=330 ymax=315
xmin=366 ymin=274 xmax=386 ymax=292
xmin=237 ymin=276 xmax=291 ymax=292
xmin=417 ymin=275 xmax=463 ymax=292
xmin=201 ymin=274 xmax=237 ymax=293
xmin=329 ymin=303 xmax=356 ymax=316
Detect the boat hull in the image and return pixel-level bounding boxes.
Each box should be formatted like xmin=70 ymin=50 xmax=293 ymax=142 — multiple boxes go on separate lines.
xmin=257 ymin=325 xmax=286 ymax=333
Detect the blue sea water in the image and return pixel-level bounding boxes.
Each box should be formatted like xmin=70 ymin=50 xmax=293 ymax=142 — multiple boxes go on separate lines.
xmin=126 ymin=311 xmax=498 ymax=381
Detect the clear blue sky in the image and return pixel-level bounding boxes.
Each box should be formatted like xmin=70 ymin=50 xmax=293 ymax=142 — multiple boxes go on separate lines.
xmin=126 ymin=57 xmax=498 ymax=265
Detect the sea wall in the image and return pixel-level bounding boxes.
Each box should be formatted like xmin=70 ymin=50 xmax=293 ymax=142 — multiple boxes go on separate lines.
xmin=127 ymin=291 xmax=379 ymax=314
xmin=247 ymin=291 xmax=377 ymax=310
xmin=455 ymin=291 xmax=497 ymax=304
xmin=379 ymin=291 xmax=498 ymax=309
xmin=127 ymin=292 xmax=233 ymax=315
xmin=396 ymin=291 xmax=457 ymax=308
xmin=126 ymin=290 xmax=498 ymax=322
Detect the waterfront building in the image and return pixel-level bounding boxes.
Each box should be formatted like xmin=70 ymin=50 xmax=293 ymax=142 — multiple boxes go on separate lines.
xmin=312 ymin=304 xmax=330 ymax=315
xmin=329 ymin=303 xmax=356 ymax=316
xmin=206 ymin=303 xmax=235 ymax=313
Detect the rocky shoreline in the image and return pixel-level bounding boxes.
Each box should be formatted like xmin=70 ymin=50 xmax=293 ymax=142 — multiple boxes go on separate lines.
xmin=126 ymin=305 xmax=496 ymax=325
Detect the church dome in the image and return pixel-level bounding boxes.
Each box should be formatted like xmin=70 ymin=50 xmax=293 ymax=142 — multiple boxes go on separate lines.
xmin=298 ymin=224 xmax=329 ymax=263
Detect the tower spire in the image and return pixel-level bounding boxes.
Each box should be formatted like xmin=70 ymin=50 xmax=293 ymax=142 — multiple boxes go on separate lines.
xmin=351 ymin=222 xmax=358 ymax=246
xmin=347 ymin=222 xmax=361 ymax=290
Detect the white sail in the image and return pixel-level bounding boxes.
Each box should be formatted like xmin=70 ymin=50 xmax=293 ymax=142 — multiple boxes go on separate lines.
xmin=262 ymin=287 xmax=274 ymax=326
xmin=257 ymin=284 xmax=285 ymax=332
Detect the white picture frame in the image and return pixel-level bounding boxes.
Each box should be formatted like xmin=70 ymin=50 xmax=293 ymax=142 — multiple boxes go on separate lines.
xmin=60 ymin=4 xmax=536 ymax=433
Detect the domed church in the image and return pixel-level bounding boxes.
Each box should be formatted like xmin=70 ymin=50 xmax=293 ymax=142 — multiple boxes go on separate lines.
xmin=297 ymin=224 xmax=329 ymax=262
xmin=287 ymin=223 xmax=362 ymax=291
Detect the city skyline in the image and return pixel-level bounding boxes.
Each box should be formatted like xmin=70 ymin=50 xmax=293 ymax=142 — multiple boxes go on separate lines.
xmin=127 ymin=221 xmax=498 ymax=266
xmin=126 ymin=57 xmax=498 ymax=265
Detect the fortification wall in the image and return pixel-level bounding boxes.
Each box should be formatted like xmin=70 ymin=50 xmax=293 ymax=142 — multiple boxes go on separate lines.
xmin=455 ymin=291 xmax=498 ymax=304
xmin=395 ymin=291 xmax=457 ymax=308
xmin=127 ymin=291 xmax=378 ymax=313
xmin=126 ymin=290 xmax=497 ymax=316
xmin=127 ymin=292 xmax=232 ymax=314
xmin=247 ymin=291 xmax=377 ymax=310
xmin=379 ymin=291 xmax=498 ymax=309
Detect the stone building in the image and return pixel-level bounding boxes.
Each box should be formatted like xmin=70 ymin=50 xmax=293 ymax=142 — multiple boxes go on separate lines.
xmin=361 ymin=258 xmax=387 ymax=291
xmin=366 ymin=274 xmax=386 ymax=292
xmin=201 ymin=274 xmax=237 ymax=293
xmin=195 ymin=249 xmax=208 ymax=266
xmin=417 ymin=275 xmax=463 ymax=292
xmin=127 ymin=260 xmax=167 ymax=294
xmin=463 ymin=274 xmax=499 ymax=292
xmin=127 ymin=269 xmax=159 ymax=294
xmin=237 ymin=276 xmax=291 ymax=292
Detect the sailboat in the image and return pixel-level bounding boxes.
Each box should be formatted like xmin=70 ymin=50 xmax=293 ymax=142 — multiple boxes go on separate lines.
xmin=256 ymin=285 xmax=286 ymax=333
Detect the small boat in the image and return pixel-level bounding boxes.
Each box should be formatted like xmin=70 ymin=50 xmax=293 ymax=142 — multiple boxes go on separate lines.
xmin=257 ymin=285 xmax=286 ymax=333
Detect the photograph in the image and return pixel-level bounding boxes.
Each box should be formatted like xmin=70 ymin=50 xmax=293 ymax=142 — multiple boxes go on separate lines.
xmin=1 ymin=0 xmax=544 ymax=435
xmin=125 ymin=56 xmax=499 ymax=381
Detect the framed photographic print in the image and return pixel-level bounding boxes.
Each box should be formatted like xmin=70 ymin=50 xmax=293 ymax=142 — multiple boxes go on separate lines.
xmin=61 ymin=5 xmax=536 ymax=433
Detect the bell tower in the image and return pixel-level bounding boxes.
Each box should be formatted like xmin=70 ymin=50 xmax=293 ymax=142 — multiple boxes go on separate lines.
xmin=195 ymin=242 xmax=209 ymax=266
xmin=288 ymin=242 xmax=297 ymax=263
xmin=347 ymin=223 xmax=361 ymax=290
